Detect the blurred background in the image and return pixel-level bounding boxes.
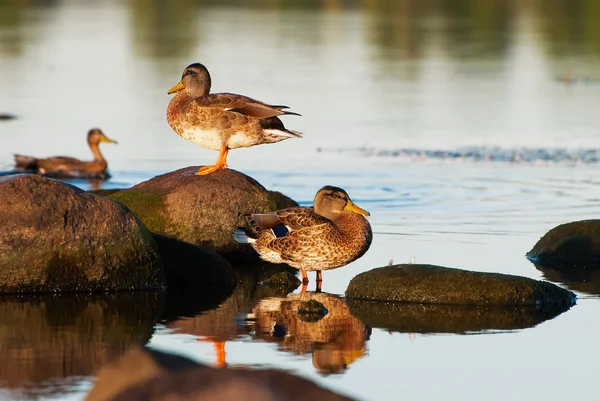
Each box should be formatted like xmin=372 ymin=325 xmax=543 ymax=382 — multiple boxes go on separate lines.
xmin=2 ymin=1 xmax=600 ymax=401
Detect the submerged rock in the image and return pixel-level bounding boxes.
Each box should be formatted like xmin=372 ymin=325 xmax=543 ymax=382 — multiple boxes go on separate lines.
xmin=346 ymin=299 xmax=571 ymax=334
xmin=527 ymin=219 xmax=600 ymax=269
xmin=86 ymin=346 xmax=357 ymax=401
xmin=0 ymin=174 xmax=164 ymax=293
xmin=109 ymin=167 xmax=297 ymax=259
xmin=345 ymin=264 xmax=576 ymax=307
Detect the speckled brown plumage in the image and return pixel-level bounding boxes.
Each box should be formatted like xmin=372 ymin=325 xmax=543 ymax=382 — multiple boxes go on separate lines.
xmin=13 ymin=128 xmax=117 ymax=179
xmin=236 ymin=186 xmax=372 ymax=283
xmin=166 ymin=63 xmax=302 ymax=175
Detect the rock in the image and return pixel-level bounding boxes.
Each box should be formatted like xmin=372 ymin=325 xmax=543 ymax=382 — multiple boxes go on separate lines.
xmin=346 ymin=298 xmax=571 ymax=334
xmin=345 ymin=264 xmax=576 ymax=307
xmin=0 ymin=174 xmax=164 ymax=293
xmin=89 ymin=188 xmax=124 ymax=197
xmin=152 ymin=233 xmax=236 ymax=285
xmin=526 ymin=219 xmax=600 ymax=269
xmin=86 ymin=346 xmax=357 ymax=401
xmin=0 ymin=292 xmax=162 ymax=392
xmin=108 ymin=167 xmax=297 ymax=259
xmin=535 ymin=264 xmax=600 ymax=297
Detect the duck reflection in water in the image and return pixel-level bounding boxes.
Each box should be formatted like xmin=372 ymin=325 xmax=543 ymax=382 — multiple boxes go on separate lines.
xmin=247 ymin=292 xmax=371 ymax=375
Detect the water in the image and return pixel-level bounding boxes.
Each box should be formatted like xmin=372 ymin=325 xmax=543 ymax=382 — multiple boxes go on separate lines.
xmin=1 ymin=1 xmax=600 ymax=400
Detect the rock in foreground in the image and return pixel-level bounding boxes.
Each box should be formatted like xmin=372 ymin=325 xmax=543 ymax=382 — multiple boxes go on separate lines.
xmin=86 ymin=346 xmax=356 ymax=401
xmin=527 ymin=219 xmax=600 ymax=269
xmin=0 ymin=174 xmax=164 ymax=293
xmin=109 ymin=167 xmax=297 ymax=259
xmin=346 ymin=264 xmax=575 ymax=307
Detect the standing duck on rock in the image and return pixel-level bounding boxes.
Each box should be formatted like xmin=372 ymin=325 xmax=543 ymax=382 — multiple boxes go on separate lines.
xmin=166 ymin=63 xmax=302 ymax=175
xmin=234 ymin=186 xmax=372 ymax=291
xmin=13 ymin=128 xmax=117 ymax=179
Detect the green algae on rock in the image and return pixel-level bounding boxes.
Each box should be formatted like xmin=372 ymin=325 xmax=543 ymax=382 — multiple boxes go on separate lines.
xmin=0 ymin=174 xmax=164 ymax=293
xmin=346 ymin=298 xmax=571 ymax=334
xmin=108 ymin=167 xmax=298 ymax=259
xmin=345 ymin=264 xmax=576 ymax=307
xmin=526 ymin=219 xmax=600 ymax=269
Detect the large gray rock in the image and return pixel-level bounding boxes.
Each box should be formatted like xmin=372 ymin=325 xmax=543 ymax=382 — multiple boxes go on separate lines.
xmin=108 ymin=167 xmax=297 ymax=259
xmin=527 ymin=219 xmax=600 ymax=269
xmin=86 ymin=346 xmax=357 ymax=401
xmin=346 ymin=264 xmax=576 ymax=307
xmin=0 ymin=174 xmax=164 ymax=293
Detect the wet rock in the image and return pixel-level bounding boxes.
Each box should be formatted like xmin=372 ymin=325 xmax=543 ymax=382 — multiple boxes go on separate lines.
xmin=346 ymin=264 xmax=576 ymax=307
xmin=87 ymin=346 xmax=357 ymax=401
xmin=0 ymin=292 xmax=162 ymax=393
xmin=152 ymin=233 xmax=235 ymax=285
xmin=108 ymin=167 xmax=297 ymax=259
xmin=0 ymin=174 xmax=164 ymax=293
xmin=526 ymin=219 xmax=600 ymax=269
xmin=346 ymin=298 xmax=571 ymax=334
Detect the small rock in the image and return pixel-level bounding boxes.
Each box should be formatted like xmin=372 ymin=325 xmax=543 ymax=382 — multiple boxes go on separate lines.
xmin=527 ymin=219 xmax=600 ymax=269
xmin=0 ymin=174 xmax=164 ymax=293
xmin=109 ymin=167 xmax=297 ymax=259
xmin=345 ymin=264 xmax=576 ymax=307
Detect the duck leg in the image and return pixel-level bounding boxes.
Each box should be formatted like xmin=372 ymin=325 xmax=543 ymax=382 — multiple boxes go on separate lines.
xmin=214 ymin=340 xmax=226 ymax=368
xmin=300 ymin=267 xmax=309 ymax=284
xmin=316 ymin=271 xmax=322 ymax=282
xmin=196 ymin=146 xmax=229 ymax=175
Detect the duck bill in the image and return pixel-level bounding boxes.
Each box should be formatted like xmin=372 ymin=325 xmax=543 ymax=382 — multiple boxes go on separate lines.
xmin=168 ymin=81 xmax=186 ymax=94
xmin=345 ymin=200 xmax=370 ymax=216
xmin=100 ymin=136 xmax=118 ymax=144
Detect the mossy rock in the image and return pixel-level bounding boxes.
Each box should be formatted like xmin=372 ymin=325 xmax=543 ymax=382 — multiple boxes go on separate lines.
xmin=345 ymin=264 xmax=576 ymax=307
xmin=346 ymin=298 xmax=571 ymax=334
xmin=527 ymin=220 xmax=600 ymax=269
xmin=108 ymin=167 xmax=297 ymax=259
xmin=0 ymin=174 xmax=164 ymax=293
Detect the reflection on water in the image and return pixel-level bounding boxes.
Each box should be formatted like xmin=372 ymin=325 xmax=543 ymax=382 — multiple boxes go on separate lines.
xmin=346 ymin=298 xmax=572 ymax=334
xmin=0 ymin=291 xmax=163 ymax=400
xmin=534 ymin=264 xmax=600 ymax=297
xmin=249 ymin=292 xmax=370 ymax=375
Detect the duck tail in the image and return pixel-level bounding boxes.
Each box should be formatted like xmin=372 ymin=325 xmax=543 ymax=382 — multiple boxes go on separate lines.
xmin=264 ymin=128 xmax=303 ymax=139
xmin=233 ymin=228 xmax=257 ymax=244
xmin=14 ymin=154 xmax=37 ymax=169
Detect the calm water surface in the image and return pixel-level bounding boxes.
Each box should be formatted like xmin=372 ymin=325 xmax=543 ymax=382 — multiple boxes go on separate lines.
xmin=1 ymin=1 xmax=600 ymax=400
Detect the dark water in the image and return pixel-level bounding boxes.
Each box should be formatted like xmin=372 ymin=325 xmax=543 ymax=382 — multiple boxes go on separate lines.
xmin=2 ymin=1 xmax=600 ymax=400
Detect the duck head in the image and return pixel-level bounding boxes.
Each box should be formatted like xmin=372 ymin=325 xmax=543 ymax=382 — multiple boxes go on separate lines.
xmin=313 ymin=186 xmax=370 ymax=219
xmin=168 ymin=63 xmax=212 ymax=98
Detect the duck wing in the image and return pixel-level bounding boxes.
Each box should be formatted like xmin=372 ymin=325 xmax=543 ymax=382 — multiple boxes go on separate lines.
xmin=252 ymin=207 xmax=329 ymax=234
xmin=196 ymin=93 xmax=300 ymax=118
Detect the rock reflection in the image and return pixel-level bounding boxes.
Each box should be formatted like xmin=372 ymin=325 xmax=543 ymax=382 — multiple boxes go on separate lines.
xmin=0 ymin=291 xmax=163 ymax=399
xmin=161 ymin=277 xmax=293 ymax=367
xmin=250 ymin=292 xmax=370 ymax=375
xmin=534 ymin=264 xmax=600 ymax=297
xmin=347 ymin=298 xmax=572 ymax=334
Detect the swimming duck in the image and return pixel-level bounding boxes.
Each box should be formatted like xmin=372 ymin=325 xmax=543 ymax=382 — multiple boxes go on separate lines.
xmin=14 ymin=128 xmax=117 ymax=179
xmin=167 ymin=63 xmax=302 ymax=175
xmin=234 ymin=186 xmax=372 ymax=285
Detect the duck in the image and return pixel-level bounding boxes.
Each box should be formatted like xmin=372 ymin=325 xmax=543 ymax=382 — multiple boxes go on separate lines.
xmin=13 ymin=128 xmax=117 ymax=179
xmin=234 ymin=186 xmax=372 ymax=286
xmin=166 ymin=63 xmax=302 ymax=175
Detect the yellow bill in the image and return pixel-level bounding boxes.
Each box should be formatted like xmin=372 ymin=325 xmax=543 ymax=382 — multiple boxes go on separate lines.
xmin=345 ymin=200 xmax=370 ymax=216
xmin=100 ymin=134 xmax=118 ymax=144
xmin=168 ymin=81 xmax=186 ymax=94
